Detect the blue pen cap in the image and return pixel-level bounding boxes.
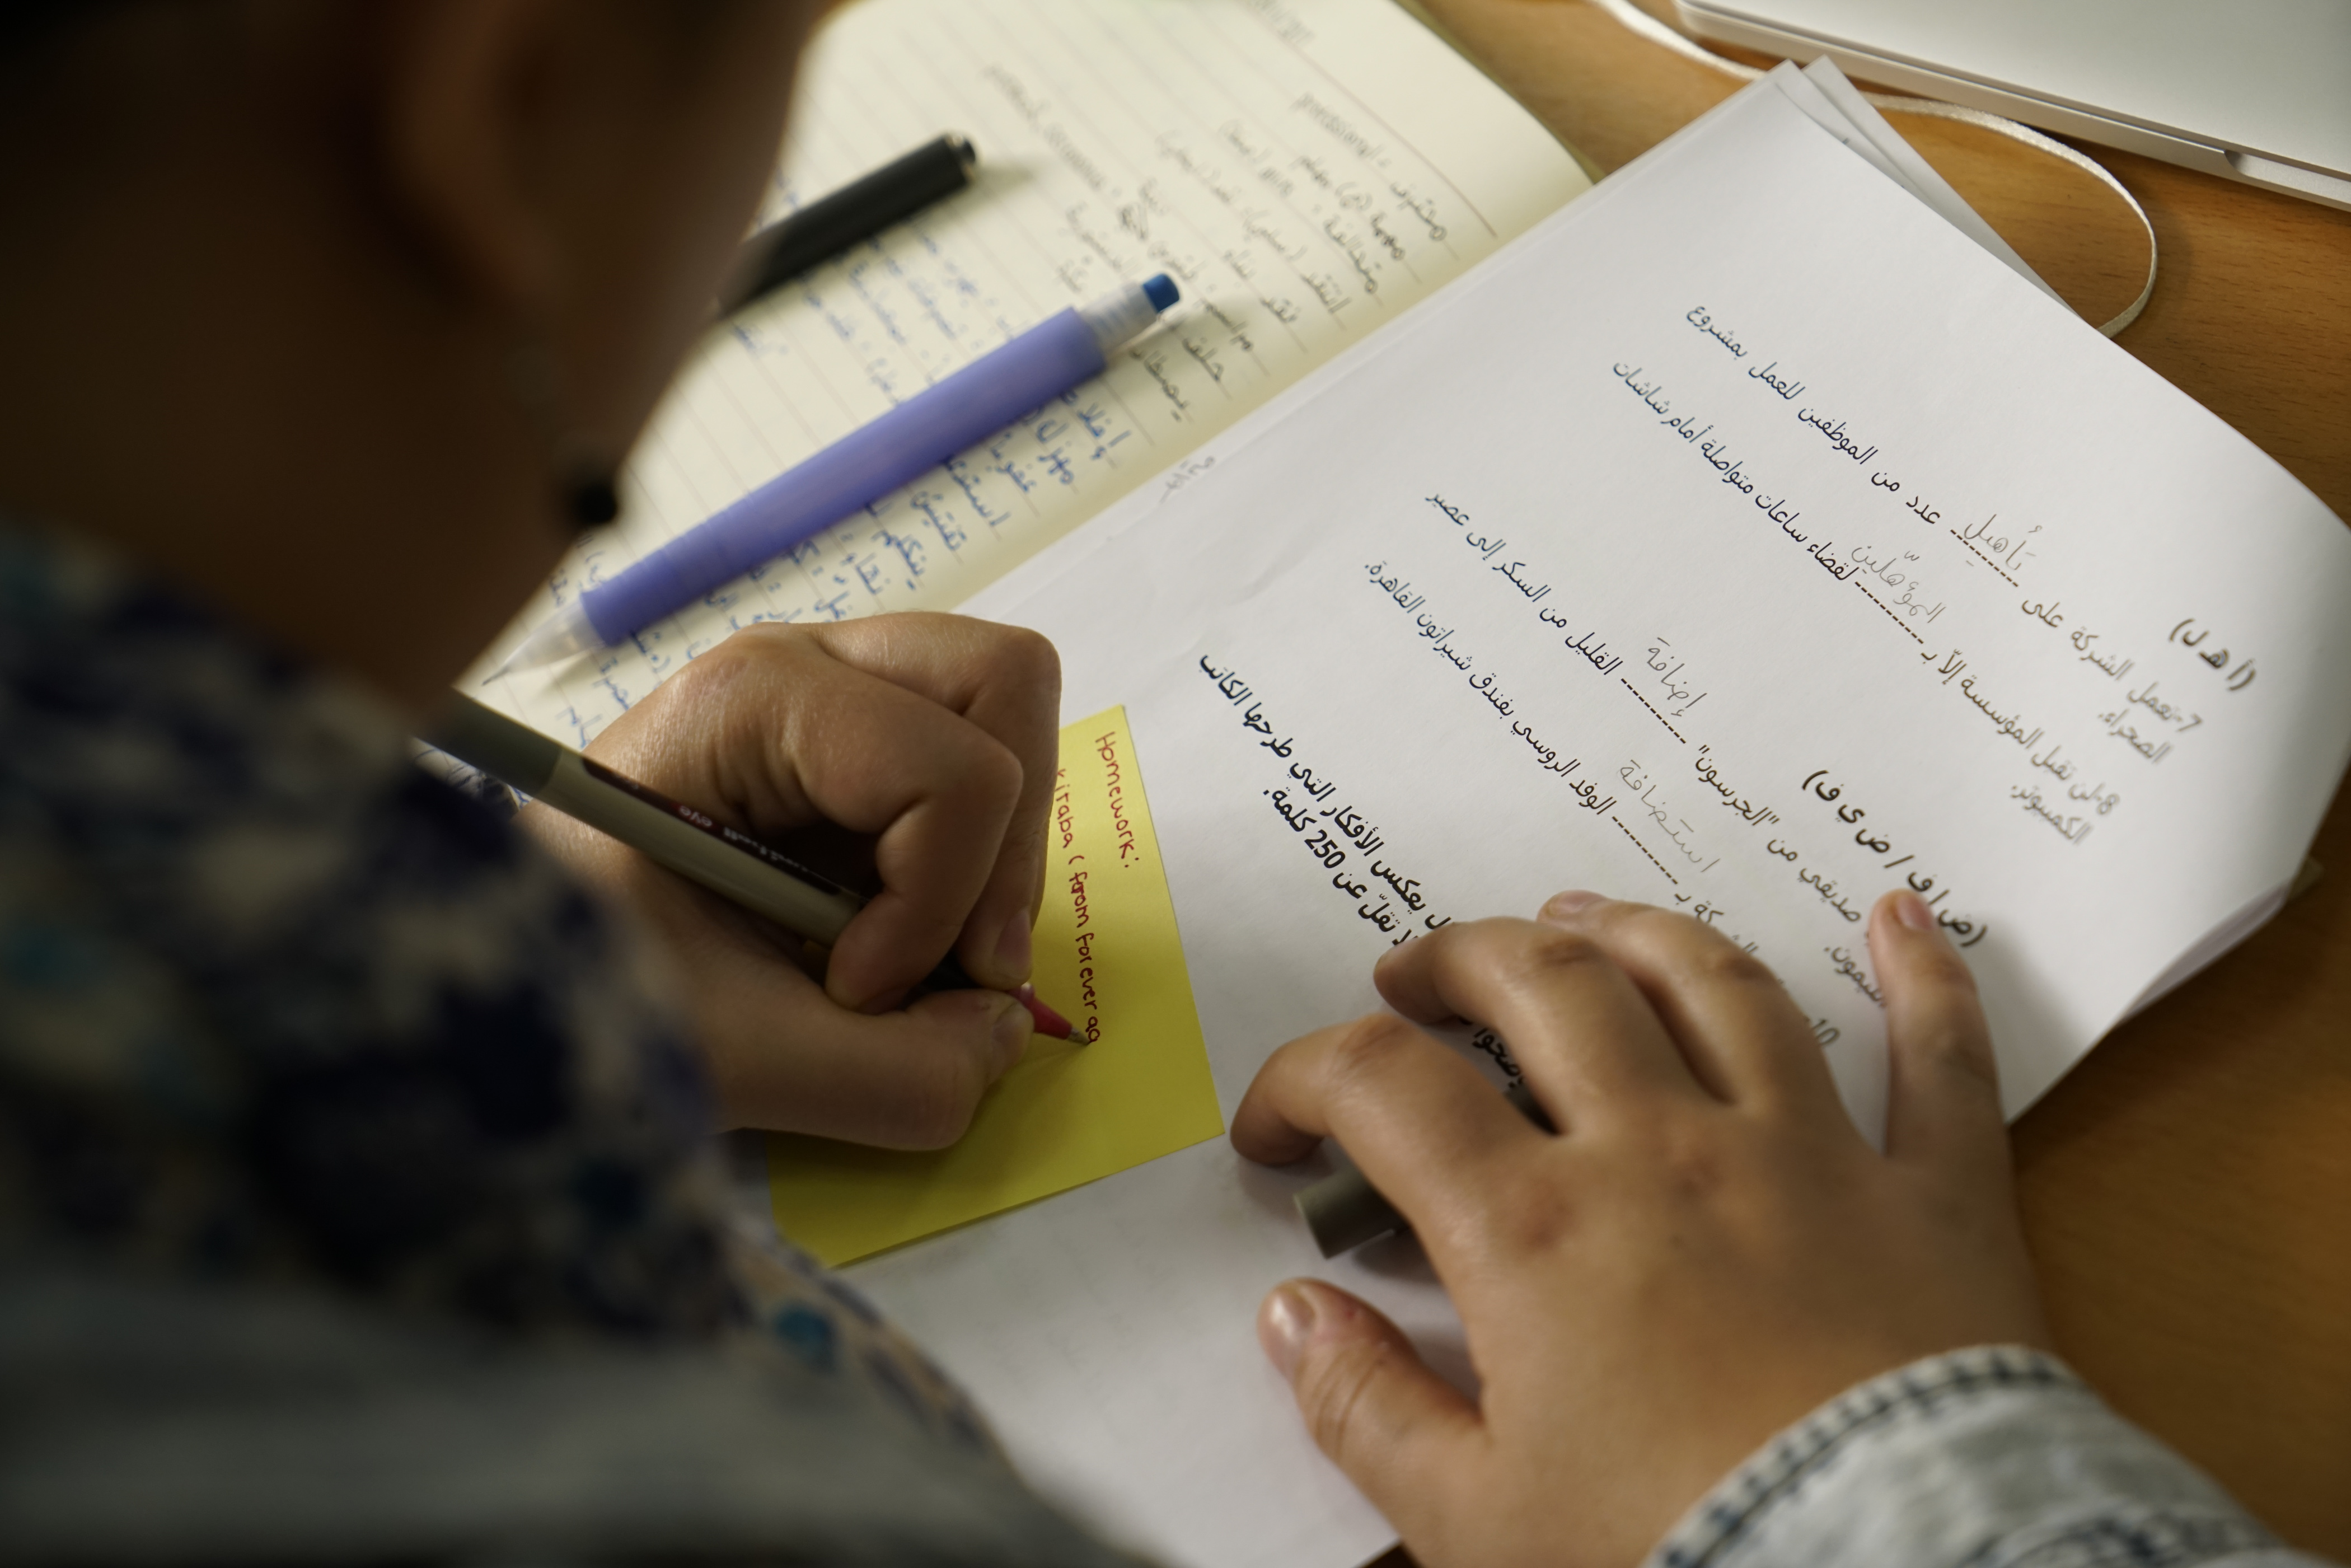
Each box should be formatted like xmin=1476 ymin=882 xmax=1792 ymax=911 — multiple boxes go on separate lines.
xmin=1142 ymin=273 xmax=1180 ymax=312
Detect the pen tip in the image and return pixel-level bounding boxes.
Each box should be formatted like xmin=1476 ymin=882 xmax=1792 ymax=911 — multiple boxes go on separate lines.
xmin=1012 ymin=982 xmax=1087 ymax=1045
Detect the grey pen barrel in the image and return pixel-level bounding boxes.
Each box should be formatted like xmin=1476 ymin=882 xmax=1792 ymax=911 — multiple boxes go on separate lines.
xmin=420 ymin=694 xmax=865 ymax=945
xmin=426 ymin=689 xmax=561 ymax=794
xmin=1296 ymin=1078 xmax=1554 ymax=1257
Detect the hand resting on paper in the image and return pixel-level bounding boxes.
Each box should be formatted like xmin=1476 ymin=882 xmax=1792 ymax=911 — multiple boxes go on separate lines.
xmin=1234 ymin=888 xmax=2052 ymax=1568
xmin=521 ymin=614 xmax=1061 ymax=1146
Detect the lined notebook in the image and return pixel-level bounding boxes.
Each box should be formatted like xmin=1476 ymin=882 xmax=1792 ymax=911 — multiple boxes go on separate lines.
xmin=467 ymin=6 xmax=2351 ymax=1567
xmin=472 ymin=0 xmax=1590 ymax=738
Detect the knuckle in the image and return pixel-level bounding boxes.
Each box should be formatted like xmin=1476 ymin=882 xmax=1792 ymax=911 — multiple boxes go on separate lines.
xmin=986 ymin=623 xmax=1063 ymax=694
xmin=1687 ymin=939 xmax=1780 ymax=992
xmin=1473 ymin=925 xmax=1609 ymax=991
xmin=1477 ymin=1169 xmax=1582 ymax=1258
xmin=1651 ymin=1118 xmax=1733 ymax=1204
xmin=709 ymin=619 xmax=800 ymax=666
xmin=727 ymin=619 xmax=803 ymax=653
xmin=665 ymin=628 xmax=784 ymax=706
xmin=653 ymin=645 xmax=732 ymax=708
xmin=1322 ymin=1013 xmax=1428 ymax=1089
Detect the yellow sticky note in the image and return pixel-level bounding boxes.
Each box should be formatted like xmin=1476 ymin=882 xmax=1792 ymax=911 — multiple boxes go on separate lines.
xmin=767 ymin=704 xmax=1222 ymax=1265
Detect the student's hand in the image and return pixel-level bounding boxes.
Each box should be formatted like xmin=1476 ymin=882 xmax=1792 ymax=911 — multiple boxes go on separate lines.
xmin=1233 ymin=889 xmax=2050 ymax=1568
xmin=521 ymin=615 xmax=1060 ymax=1145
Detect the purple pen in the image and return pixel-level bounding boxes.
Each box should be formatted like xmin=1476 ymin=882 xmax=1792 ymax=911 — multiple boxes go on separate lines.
xmin=499 ymin=274 xmax=1181 ymax=670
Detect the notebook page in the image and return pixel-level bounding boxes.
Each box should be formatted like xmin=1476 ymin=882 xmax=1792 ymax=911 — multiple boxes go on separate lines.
xmin=472 ymin=0 xmax=1587 ymax=742
xmin=857 ymin=80 xmax=2351 ymax=1567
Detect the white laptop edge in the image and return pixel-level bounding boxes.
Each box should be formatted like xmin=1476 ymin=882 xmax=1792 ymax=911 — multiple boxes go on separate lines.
xmin=1673 ymin=0 xmax=2351 ymax=212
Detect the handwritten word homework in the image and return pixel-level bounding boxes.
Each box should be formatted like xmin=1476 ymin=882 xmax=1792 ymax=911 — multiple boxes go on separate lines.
xmin=767 ymin=705 xmax=1219 ymax=1266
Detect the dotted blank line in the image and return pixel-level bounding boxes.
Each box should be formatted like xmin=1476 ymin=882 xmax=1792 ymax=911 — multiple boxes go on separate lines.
xmin=1955 ymin=534 xmax=2020 ymax=587
xmin=1852 ymin=581 xmax=1926 ymax=644
xmin=1610 ymin=815 xmax=1680 ymax=886
xmin=1619 ymin=680 xmax=1688 ymax=743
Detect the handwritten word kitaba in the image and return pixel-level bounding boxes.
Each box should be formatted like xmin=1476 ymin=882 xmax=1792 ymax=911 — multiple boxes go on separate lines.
xmin=1053 ymin=766 xmax=1078 ymax=850
xmin=1196 ymin=656 xmax=1454 ymax=944
xmin=1799 ymin=767 xmax=1988 ymax=947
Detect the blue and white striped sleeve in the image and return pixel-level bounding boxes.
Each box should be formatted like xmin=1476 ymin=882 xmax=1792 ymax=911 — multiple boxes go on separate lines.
xmin=1645 ymin=1346 xmax=2330 ymax=1568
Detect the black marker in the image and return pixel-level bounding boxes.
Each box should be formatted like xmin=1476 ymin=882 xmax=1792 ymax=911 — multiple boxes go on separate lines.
xmin=422 ymin=693 xmax=1086 ymax=1044
xmin=1296 ymin=1079 xmax=1553 ymax=1257
xmin=723 ymin=133 xmax=978 ymax=313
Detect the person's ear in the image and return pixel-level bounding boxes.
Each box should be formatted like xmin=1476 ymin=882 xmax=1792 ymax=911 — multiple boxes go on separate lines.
xmin=374 ymin=0 xmax=567 ymax=312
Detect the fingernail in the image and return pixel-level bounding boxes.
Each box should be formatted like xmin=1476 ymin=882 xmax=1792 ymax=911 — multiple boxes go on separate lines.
xmin=1540 ymin=889 xmax=1605 ymax=923
xmin=1260 ymin=1282 xmax=1319 ymax=1381
xmin=990 ymin=994 xmax=1033 ymax=1073
xmin=993 ymin=910 xmax=1033 ymax=984
xmin=1891 ymin=889 xmax=1938 ymax=933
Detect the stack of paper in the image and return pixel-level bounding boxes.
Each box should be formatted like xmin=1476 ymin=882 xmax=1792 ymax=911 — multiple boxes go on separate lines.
xmin=891 ymin=55 xmax=2351 ymax=1568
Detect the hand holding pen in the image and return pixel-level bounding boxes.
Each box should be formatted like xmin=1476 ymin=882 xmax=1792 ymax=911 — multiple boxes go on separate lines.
xmin=451 ymin=615 xmax=1072 ymax=1149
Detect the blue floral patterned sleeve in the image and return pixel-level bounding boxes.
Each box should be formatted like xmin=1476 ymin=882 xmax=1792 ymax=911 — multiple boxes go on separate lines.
xmin=0 ymin=517 xmax=738 ymax=1332
xmin=0 ymin=518 xmax=1141 ymax=1566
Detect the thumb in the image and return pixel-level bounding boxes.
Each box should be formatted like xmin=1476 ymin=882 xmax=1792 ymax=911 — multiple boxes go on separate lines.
xmin=1259 ymin=1280 xmax=1481 ymax=1533
xmin=1870 ymin=888 xmax=2008 ymax=1190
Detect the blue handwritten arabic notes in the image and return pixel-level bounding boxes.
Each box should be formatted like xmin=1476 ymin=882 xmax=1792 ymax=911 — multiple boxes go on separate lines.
xmin=471 ymin=0 xmax=1588 ymax=742
xmin=857 ymin=76 xmax=2351 ymax=1568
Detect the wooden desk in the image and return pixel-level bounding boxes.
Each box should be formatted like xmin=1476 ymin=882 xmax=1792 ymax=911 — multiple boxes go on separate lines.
xmin=1385 ymin=2 xmax=2351 ymax=1558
